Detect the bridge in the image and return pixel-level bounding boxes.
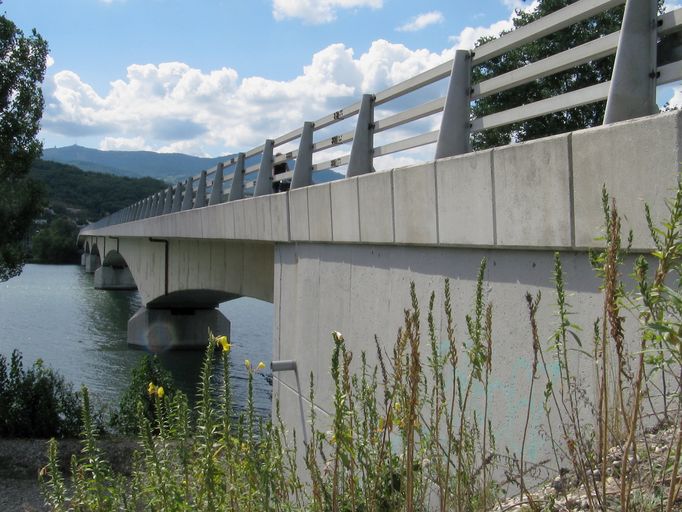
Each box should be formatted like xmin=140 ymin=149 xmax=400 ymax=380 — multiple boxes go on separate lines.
xmin=79 ymin=0 xmax=682 ymax=466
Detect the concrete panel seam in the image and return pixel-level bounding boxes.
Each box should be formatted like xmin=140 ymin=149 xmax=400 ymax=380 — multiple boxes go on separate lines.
xmin=434 ymin=160 xmax=440 ymax=244
xmin=390 ymin=170 xmax=396 ymax=243
xmin=329 ymin=185 xmax=335 ymax=241
xmin=490 ymin=149 xmax=498 ymax=246
xmin=567 ymin=133 xmax=576 ymax=248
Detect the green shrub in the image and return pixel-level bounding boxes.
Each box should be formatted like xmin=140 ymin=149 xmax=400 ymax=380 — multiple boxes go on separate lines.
xmin=0 ymin=350 xmax=82 ymax=438
xmin=110 ymin=354 xmax=176 ymax=435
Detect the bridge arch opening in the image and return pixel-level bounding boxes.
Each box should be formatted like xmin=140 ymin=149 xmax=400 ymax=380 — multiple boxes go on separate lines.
xmin=94 ymin=249 xmax=137 ymax=291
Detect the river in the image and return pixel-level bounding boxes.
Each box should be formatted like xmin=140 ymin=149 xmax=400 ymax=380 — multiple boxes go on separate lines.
xmin=0 ymin=264 xmax=273 ymax=418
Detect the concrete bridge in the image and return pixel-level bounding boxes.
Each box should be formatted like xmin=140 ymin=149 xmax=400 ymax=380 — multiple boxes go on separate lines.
xmin=79 ymin=0 xmax=682 ymax=469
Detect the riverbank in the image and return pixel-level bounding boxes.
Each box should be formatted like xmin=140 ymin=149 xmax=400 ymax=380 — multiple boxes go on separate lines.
xmin=0 ymin=438 xmax=138 ymax=511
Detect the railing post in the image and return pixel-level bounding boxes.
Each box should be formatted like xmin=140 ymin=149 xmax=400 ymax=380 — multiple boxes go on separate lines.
xmin=209 ymin=162 xmax=225 ymax=205
xmin=435 ymin=49 xmax=472 ymax=159
xmin=291 ymin=121 xmax=314 ymax=189
xmin=142 ymin=197 xmax=151 ymax=218
xmin=154 ymin=192 xmax=164 ymax=216
xmin=171 ymin=182 xmax=184 ymax=212
xmin=181 ymin=178 xmax=194 ymax=210
xmin=150 ymin=193 xmax=159 ymax=217
xmin=347 ymin=94 xmax=375 ymax=177
xmin=229 ymin=153 xmax=246 ymax=201
xmin=254 ymin=139 xmax=274 ymax=197
xmin=163 ymin=187 xmax=173 ymax=215
xmin=195 ymin=171 xmax=207 ymax=208
xmin=603 ymin=0 xmax=658 ymax=124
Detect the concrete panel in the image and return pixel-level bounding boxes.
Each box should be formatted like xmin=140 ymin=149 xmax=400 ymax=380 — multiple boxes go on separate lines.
xmin=232 ymin=199 xmax=248 ymax=240
xmin=201 ymin=203 xmax=229 ymax=239
xmin=289 ymin=188 xmax=309 ymax=241
xmin=436 ymin=150 xmax=495 ymax=245
xmin=393 ymin=162 xmax=438 ymax=245
xmin=270 ymin=193 xmax=290 ymax=242
xmin=493 ymin=133 xmax=572 ymax=248
xmin=307 ymin=183 xmax=333 ymax=242
xmin=331 ymin=178 xmax=360 ymax=242
xmin=573 ymin=111 xmax=682 ymax=250
xmin=357 ymin=171 xmax=394 ymax=243
xmin=242 ymin=242 xmax=275 ymax=303
xmin=254 ymin=196 xmax=273 ymax=241
xmin=242 ymin=198 xmax=259 ymax=240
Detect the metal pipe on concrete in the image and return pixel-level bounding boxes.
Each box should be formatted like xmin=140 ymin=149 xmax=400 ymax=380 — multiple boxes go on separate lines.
xmin=228 ymin=153 xmax=245 ymax=201
xmin=347 ymin=94 xmax=375 ymax=177
xmin=291 ymin=122 xmax=314 ymax=189
xmin=254 ymin=140 xmax=274 ymax=197
xmin=435 ymin=50 xmax=472 ymax=159
xmin=603 ymin=0 xmax=658 ymax=124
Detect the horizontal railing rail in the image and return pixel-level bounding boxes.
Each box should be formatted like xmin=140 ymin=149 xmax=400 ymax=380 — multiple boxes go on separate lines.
xmin=83 ymin=0 xmax=682 ymax=231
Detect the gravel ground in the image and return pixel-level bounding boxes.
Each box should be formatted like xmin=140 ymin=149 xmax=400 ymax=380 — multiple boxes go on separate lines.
xmin=0 ymin=438 xmax=138 ymax=512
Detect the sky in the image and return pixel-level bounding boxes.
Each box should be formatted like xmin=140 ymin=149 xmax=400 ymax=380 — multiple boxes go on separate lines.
xmin=3 ymin=0 xmax=682 ymax=163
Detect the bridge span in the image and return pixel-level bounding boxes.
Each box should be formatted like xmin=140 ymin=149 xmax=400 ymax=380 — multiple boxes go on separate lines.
xmin=78 ymin=0 xmax=682 ymax=472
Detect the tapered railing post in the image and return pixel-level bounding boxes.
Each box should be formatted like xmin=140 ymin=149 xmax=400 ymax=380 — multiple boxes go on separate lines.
xmin=171 ymin=183 xmax=184 ymax=212
xmin=181 ymin=178 xmax=194 ymax=210
xmin=163 ymin=188 xmax=173 ymax=214
xmin=435 ymin=49 xmax=472 ymax=159
xmin=209 ymin=163 xmax=224 ymax=205
xmin=142 ymin=197 xmax=151 ymax=218
xmin=604 ymin=0 xmax=658 ymax=124
xmin=228 ymin=153 xmax=245 ymax=202
xmin=195 ymin=171 xmax=207 ymax=208
xmin=254 ymin=140 xmax=274 ymax=197
xmin=347 ymin=94 xmax=374 ymax=177
xmin=291 ymin=121 xmax=314 ymax=189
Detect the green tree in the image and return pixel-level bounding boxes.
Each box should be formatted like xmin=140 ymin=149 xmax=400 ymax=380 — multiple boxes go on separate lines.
xmin=0 ymin=4 xmax=48 ymax=281
xmin=32 ymin=217 xmax=80 ymax=264
xmin=471 ymin=0 xmax=629 ymax=150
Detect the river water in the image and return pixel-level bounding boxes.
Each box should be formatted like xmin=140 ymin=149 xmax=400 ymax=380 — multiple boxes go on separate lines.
xmin=0 ymin=264 xmax=273 ymax=418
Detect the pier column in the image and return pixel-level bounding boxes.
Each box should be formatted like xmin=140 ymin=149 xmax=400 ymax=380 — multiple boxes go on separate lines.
xmin=84 ymin=253 xmax=101 ymax=273
xmin=94 ymin=266 xmax=137 ymax=290
xmin=127 ymin=306 xmax=230 ymax=351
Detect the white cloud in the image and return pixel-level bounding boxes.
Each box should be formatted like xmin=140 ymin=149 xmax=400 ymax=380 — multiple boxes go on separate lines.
xmin=667 ymin=85 xmax=682 ymax=109
xmin=43 ymin=41 xmax=451 ymax=158
xmin=46 ymin=55 xmax=55 ymax=69
xmin=396 ymin=11 xmax=444 ymax=32
xmin=449 ymin=0 xmax=538 ymax=49
xmin=664 ymin=1 xmax=682 ymax=12
xmin=272 ymin=0 xmax=382 ymax=24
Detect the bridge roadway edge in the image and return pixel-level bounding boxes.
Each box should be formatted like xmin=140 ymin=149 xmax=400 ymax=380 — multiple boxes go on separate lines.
xmin=79 ymin=110 xmax=682 ymax=473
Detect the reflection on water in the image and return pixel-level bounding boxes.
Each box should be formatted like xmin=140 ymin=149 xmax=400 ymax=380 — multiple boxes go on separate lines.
xmin=0 ymin=264 xmax=273 ymax=418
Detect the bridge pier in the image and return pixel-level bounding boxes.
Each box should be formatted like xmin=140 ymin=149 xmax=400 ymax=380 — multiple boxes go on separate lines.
xmin=83 ymin=253 xmax=101 ymax=273
xmin=127 ymin=306 xmax=230 ymax=351
xmin=94 ymin=266 xmax=137 ymax=290
xmin=80 ymin=253 xmax=86 ymax=266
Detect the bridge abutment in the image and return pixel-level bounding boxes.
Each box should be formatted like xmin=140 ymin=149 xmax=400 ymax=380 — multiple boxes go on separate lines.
xmin=127 ymin=306 xmax=230 ymax=351
xmin=94 ymin=266 xmax=137 ymax=290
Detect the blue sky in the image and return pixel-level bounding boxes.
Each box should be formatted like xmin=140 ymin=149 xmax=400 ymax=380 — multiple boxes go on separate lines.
xmin=3 ymin=0 xmax=681 ymax=161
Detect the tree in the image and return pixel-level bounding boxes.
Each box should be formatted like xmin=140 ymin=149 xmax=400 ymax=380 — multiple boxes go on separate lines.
xmin=31 ymin=217 xmax=80 ymax=264
xmin=471 ymin=0 xmax=628 ymax=150
xmin=0 ymin=4 xmax=48 ymax=281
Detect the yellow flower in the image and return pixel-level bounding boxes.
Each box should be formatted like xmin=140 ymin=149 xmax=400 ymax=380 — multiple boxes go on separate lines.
xmin=147 ymin=382 xmax=157 ymax=396
xmin=257 ymin=361 xmax=266 ymax=371
xmin=244 ymin=359 xmax=251 ymax=369
xmin=216 ymin=335 xmax=231 ymax=353
xmin=157 ymin=386 xmax=165 ymax=399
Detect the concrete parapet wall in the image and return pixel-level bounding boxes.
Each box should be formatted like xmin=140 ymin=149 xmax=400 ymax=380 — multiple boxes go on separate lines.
xmin=81 ymin=111 xmax=682 ymax=253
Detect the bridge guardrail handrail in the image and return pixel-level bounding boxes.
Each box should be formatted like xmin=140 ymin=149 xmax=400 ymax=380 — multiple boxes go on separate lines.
xmin=86 ymin=0 xmax=682 ymax=230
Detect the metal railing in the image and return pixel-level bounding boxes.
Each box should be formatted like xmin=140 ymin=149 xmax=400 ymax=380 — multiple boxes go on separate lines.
xmin=88 ymin=0 xmax=682 ymax=230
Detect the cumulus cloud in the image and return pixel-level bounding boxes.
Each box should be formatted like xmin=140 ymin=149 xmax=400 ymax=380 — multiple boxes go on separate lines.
xmin=272 ymin=0 xmax=382 ymax=24
xmin=396 ymin=11 xmax=444 ymax=32
xmin=664 ymin=1 xmax=682 ymax=12
xmin=450 ymin=0 xmax=538 ymax=49
xmin=46 ymin=55 xmax=55 ymax=68
xmin=43 ymin=41 xmax=451 ymax=159
xmin=667 ymin=85 xmax=682 ymax=109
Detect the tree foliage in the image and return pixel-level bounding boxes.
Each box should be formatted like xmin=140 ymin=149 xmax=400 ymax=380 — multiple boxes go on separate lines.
xmin=0 ymin=7 xmax=48 ymax=281
xmin=471 ymin=0 xmax=626 ymax=150
xmin=31 ymin=217 xmax=80 ymax=264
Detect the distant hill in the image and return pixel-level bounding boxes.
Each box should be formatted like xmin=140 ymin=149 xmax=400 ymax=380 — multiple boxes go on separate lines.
xmin=42 ymin=144 xmax=346 ymax=185
xmin=30 ymin=159 xmax=166 ymax=224
xmin=42 ymin=145 xmax=234 ymax=182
